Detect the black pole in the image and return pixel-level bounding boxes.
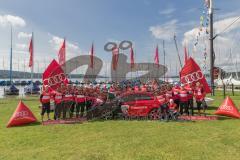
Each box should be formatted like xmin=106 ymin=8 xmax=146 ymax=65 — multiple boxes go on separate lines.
xmin=223 ymin=84 xmax=226 ymax=99
xmin=209 ymin=0 xmax=215 ymax=96
xmin=173 ymin=34 xmax=183 ymax=69
xmin=232 ymin=83 xmax=234 ymax=96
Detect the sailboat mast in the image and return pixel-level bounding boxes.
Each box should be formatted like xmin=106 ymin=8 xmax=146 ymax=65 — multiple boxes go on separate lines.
xmin=9 ymin=26 xmax=13 ymax=84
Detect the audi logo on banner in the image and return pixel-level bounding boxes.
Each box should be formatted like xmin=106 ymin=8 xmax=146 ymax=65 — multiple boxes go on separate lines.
xmin=15 ymin=111 xmax=29 ymax=118
xmin=43 ymin=73 xmax=67 ymax=87
xmin=220 ymin=105 xmax=233 ymax=112
xmin=181 ymin=70 xmax=204 ymax=84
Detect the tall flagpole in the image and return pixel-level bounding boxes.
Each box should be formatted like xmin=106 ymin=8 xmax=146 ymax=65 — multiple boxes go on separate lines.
xmin=209 ymin=0 xmax=215 ymax=96
xmin=9 ymin=25 xmax=13 ymax=84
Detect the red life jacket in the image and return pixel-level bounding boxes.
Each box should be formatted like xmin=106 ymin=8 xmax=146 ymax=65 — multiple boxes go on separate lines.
xmin=172 ymin=87 xmax=180 ymax=100
xmin=179 ymin=89 xmax=188 ymax=102
xmin=185 ymin=86 xmax=193 ymax=99
xmin=75 ymin=95 xmax=86 ymax=103
xmin=156 ymin=95 xmax=166 ymax=105
xmin=194 ymin=87 xmax=205 ymax=101
xmin=109 ymin=87 xmax=115 ymax=93
xmin=141 ymin=86 xmax=147 ymax=92
xmin=169 ymin=103 xmax=177 ymax=110
xmin=134 ymin=86 xmax=139 ymax=91
xmin=64 ymin=94 xmax=74 ymax=102
xmin=165 ymin=90 xmax=173 ymax=99
xmin=41 ymin=92 xmax=51 ymax=103
xmin=54 ymin=92 xmax=63 ymax=104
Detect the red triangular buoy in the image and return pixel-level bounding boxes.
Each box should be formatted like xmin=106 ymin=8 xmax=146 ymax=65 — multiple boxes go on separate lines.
xmin=7 ymin=101 xmax=37 ymax=127
xmin=215 ymin=96 xmax=240 ymax=119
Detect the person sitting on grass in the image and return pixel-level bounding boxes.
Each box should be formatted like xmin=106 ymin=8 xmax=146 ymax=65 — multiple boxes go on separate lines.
xmin=40 ymin=86 xmax=51 ymax=122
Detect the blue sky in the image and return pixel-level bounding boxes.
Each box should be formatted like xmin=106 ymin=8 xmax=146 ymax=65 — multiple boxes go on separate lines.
xmin=0 ymin=0 xmax=240 ymax=76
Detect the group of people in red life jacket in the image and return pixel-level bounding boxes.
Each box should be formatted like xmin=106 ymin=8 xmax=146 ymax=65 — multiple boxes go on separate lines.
xmin=40 ymin=80 xmax=206 ymax=121
xmin=40 ymin=84 xmax=108 ymax=122
xmin=167 ymin=82 xmax=207 ymax=117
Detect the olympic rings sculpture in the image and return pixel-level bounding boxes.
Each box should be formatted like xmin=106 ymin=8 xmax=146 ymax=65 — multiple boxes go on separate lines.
xmin=104 ymin=40 xmax=132 ymax=52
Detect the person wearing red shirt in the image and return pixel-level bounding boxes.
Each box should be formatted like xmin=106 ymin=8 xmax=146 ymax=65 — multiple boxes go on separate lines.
xmin=172 ymin=85 xmax=180 ymax=110
xmin=75 ymin=89 xmax=86 ymax=118
xmin=40 ymin=86 xmax=51 ymax=122
xmin=194 ymin=82 xmax=206 ymax=115
xmin=63 ymin=88 xmax=75 ymax=119
xmin=53 ymin=87 xmax=63 ymax=120
xmin=185 ymin=83 xmax=194 ymax=115
xmin=179 ymin=84 xmax=189 ymax=115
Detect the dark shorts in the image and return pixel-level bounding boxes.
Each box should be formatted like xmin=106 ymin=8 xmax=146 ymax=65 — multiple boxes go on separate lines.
xmin=41 ymin=102 xmax=50 ymax=115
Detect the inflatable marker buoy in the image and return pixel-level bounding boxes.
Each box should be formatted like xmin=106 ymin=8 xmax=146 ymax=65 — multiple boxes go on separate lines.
xmin=7 ymin=101 xmax=37 ymax=127
xmin=215 ymin=96 xmax=240 ymax=119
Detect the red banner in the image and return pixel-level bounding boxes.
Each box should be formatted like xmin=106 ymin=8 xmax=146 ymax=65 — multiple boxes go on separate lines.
xmin=180 ymin=57 xmax=211 ymax=93
xmin=90 ymin=43 xmax=94 ymax=68
xmin=58 ymin=39 xmax=66 ymax=66
xmin=112 ymin=47 xmax=119 ymax=70
xmin=42 ymin=59 xmax=68 ymax=91
xmin=154 ymin=45 xmax=159 ymax=67
xmin=130 ymin=46 xmax=134 ymax=68
xmin=29 ymin=36 xmax=33 ymax=67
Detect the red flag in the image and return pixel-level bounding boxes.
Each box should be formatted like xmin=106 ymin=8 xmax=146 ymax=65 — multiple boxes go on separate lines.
xmin=7 ymin=101 xmax=37 ymax=127
xmin=130 ymin=46 xmax=134 ymax=68
xmin=90 ymin=43 xmax=94 ymax=68
xmin=43 ymin=59 xmax=68 ymax=91
xmin=154 ymin=45 xmax=159 ymax=67
xmin=180 ymin=57 xmax=211 ymax=93
xmin=184 ymin=46 xmax=188 ymax=64
xmin=58 ymin=39 xmax=66 ymax=66
xmin=112 ymin=47 xmax=119 ymax=70
xmin=215 ymin=96 xmax=240 ymax=118
xmin=29 ymin=35 xmax=33 ymax=67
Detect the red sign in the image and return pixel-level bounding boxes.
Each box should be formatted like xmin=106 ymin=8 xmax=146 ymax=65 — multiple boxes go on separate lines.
xmin=7 ymin=101 xmax=37 ymax=127
xmin=215 ymin=96 xmax=240 ymax=119
xmin=180 ymin=57 xmax=211 ymax=93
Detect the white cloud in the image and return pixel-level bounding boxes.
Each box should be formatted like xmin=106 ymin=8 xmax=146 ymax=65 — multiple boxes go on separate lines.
xmin=182 ymin=16 xmax=240 ymax=72
xmin=18 ymin=32 xmax=32 ymax=39
xmin=214 ymin=16 xmax=240 ymax=34
xmin=0 ymin=14 xmax=26 ymax=27
xmin=159 ymin=8 xmax=175 ymax=15
xmin=149 ymin=19 xmax=178 ymax=40
xmin=16 ymin=43 xmax=28 ymax=50
xmin=49 ymin=35 xmax=79 ymax=51
xmin=49 ymin=35 xmax=82 ymax=60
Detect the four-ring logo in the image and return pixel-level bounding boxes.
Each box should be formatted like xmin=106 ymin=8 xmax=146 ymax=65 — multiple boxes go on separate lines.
xmin=43 ymin=73 xmax=67 ymax=87
xmin=181 ymin=70 xmax=204 ymax=84
xmin=220 ymin=105 xmax=233 ymax=112
xmin=15 ymin=111 xmax=29 ymax=118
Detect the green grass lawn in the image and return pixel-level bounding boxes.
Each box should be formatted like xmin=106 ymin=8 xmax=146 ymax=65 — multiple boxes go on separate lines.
xmin=0 ymin=91 xmax=240 ymax=160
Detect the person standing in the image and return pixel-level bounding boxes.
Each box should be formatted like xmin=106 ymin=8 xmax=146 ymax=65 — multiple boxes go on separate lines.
xmin=40 ymin=86 xmax=51 ymax=122
xmin=63 ymin=90 xmax=74 ymax=119
xmin=194 ymin=82 xmax=206 ymax=115
xmin=75 ymin=89 xmax=86 ymax=118
xmin=179 ymin=84 xmax=189 ymax=115
xmin=172 ymin=84 xmax=180 ymax=111
xmin=53 ymin=88 xmax=63 ymax=120
xmin=185 ymin=83 xmax=194 ymax=115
